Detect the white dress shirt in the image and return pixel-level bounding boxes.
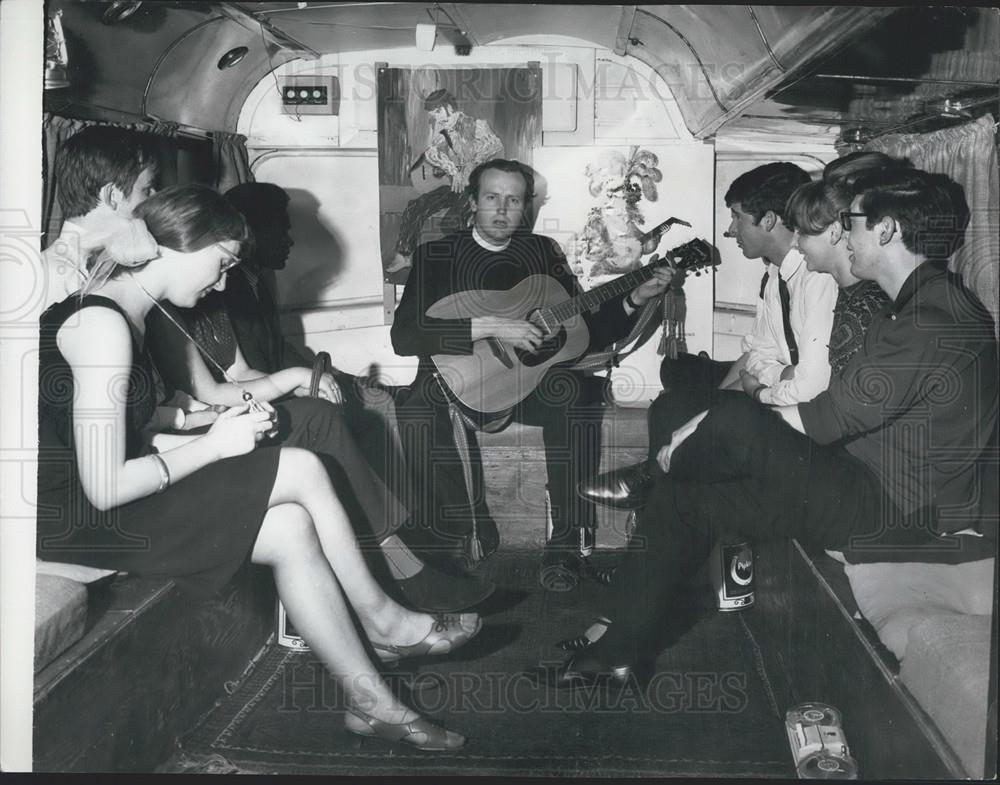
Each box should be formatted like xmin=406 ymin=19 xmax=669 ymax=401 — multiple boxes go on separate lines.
xmin=740 ymin=248 xmax=837 ymax=405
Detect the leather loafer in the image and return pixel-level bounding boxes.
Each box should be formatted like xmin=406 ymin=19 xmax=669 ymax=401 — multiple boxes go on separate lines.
xmin=395 ymin=564 xmax=496 ymax=613
xmin=576 ymin=460 xmax=654 ymax=510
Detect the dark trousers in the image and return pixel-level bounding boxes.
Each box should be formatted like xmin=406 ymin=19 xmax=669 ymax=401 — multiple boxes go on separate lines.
xmin=595 ymin=393 xmax=886 ymax=664
xmin=647 ymin=353 xmax=732 ymax=459
xmin=396 ymin=368 xmax=607 ymax=552
xmin=273 ymin=397 xmax=408 ymax=546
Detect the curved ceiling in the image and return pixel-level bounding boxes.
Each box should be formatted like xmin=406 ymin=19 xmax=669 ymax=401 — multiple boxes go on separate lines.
xmin=46 ymin=3 xmax=999 ymax=143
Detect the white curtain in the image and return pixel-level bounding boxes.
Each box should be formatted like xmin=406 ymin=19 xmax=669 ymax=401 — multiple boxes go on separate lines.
xmin=867 ymin=115 xmax=999 ymax=335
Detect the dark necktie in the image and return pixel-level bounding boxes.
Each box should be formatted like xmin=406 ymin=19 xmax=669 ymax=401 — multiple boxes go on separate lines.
xmin=759 ymin=269 xmax=799 ymax=367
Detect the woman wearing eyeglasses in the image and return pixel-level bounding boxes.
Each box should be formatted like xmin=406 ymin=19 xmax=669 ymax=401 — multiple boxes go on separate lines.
xmin=37 ymin=184 xmax=478 ymax=751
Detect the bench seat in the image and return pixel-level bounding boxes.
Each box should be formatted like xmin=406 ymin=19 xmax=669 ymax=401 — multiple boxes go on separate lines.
xmin=842 ymin=556 xmax=995 ymax=778
xmin=33 ymin=566 xmax=274 ymax=772
xmin=34 ymin=574 xmax=88 ymax=675
xmin=478 ymin=403 xmax=649 ymax=549
xmin=901 ymin=612 xmax=992 ymax=778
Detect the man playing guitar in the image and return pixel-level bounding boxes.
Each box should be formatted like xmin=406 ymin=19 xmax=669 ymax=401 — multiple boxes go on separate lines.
xmin=391 ymin=158 xmax=671 ymax=591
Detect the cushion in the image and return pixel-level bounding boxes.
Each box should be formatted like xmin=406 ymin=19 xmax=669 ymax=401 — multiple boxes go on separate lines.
xmin=34 ymin=573 xmax=88 ymax=673
xmin=898 ymin=613 xmax=991 ymax=778
xmin=843 ymin=558 xmax=994 ymax=659
xmin=36 ymin=558 xmax=117 ymax=584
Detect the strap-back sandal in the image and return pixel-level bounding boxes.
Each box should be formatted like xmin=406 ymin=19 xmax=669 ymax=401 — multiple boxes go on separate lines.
xmin=556 ymin=617 xmax=612 ymax=652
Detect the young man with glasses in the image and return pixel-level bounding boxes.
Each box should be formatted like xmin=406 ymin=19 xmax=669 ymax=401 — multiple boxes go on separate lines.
xmin=548 ymin=166 xmax=996 ymax=686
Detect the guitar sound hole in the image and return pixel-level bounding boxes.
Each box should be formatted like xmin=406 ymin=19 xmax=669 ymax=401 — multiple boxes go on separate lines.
xmin=515 ymin=327 xmax=567 ymax=367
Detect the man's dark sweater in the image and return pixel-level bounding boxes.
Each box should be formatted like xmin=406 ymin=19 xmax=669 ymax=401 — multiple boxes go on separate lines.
xmin=391 ymin=229 xmax=636 ymax=373
xmin=390 ymin=228 xmax=640 ymax=551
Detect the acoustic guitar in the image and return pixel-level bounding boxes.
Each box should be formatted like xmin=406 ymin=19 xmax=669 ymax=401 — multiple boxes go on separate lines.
xmin=428 ymin=238 xmax=716 ymax=418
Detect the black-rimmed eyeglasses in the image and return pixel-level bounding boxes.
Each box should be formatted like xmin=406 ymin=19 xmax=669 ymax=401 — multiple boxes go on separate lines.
xmin=839 ymin=211 xmax=868 ymax=231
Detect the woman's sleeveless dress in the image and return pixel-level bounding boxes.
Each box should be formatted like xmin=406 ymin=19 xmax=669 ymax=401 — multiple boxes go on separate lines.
xmin=37 ymin=294 xmax=281 ymax=597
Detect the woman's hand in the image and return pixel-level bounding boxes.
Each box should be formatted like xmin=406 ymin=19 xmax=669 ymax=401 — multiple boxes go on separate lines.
xmin=205 ymin=403 xmax=275 ymax=459
xmin=289 ymin=367 xmax=343 ymax=403
xmin=183 ymin=408 xmax=223 ymax=429
xmin=312 ymin=371 xmax=344 ymax=404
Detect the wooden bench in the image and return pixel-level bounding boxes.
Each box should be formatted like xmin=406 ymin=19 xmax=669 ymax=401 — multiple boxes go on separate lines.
xmin=33 ymin=565 xmax=274 ymax=772
xmin=478 ymin=402 xmax=649 ymax=549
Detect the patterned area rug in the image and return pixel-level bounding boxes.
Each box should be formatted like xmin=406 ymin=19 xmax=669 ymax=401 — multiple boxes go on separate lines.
xmin=180 ymin=552 xmax=794 ymax=777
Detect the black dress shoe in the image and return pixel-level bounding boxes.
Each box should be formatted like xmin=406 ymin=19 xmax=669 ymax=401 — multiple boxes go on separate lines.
xmin=576 ymin=461 xmax=654 ymax=510
xmin=544 ymin=648 xmax=635 ymax=690
xmin=394 ymin=565 xmax=496 ymax=613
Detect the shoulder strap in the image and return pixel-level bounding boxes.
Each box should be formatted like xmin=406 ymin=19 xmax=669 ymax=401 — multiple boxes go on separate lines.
xmin=46 ymin=293 xmax=132 ymax=329
xmin=568 ymin=296 xmax=663 ymax=371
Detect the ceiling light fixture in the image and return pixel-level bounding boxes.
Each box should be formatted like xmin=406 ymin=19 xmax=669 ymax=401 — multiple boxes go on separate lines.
xmin=102 ymin=1 xmax=142 ymax=25
xmin=415 ymin=22 xmax=437 ymax=52
xmin=218 ymin=46 xmax=250 ymax=70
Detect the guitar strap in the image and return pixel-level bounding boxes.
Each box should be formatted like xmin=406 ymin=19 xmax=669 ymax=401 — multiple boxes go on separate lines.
xmin=567 ymin=295 xmax=665 ymax=372
xmin=436 ymin=373 xmax=511 ymax=567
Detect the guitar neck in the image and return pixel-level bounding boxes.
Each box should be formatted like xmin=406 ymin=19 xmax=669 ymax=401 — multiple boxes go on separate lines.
xmin=545 ymin=257 xmax=667 ymax=326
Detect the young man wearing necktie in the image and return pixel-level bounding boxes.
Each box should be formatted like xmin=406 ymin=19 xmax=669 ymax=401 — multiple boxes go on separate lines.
xmin=581 ymin=162 xmax=838 ymax=507
xmin=550 ymin=166 xmax=995 ymax=688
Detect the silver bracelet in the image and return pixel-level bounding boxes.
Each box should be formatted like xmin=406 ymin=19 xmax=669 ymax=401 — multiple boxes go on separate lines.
xmin=150 ymin=452 xmax=170 ymax=493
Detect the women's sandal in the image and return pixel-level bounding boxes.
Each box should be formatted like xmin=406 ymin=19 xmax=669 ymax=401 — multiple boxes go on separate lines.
xmin=372 ymin=613 xmax=482 ymax=664
xmin=556 ymin=617 xmax=611 ymax=652
xmin=345 ymin=708 xmax=466 ymax=751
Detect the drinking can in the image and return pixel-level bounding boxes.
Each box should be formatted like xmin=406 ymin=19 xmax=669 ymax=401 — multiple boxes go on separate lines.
xmin=711 ymin=538 xmax=754 ymax=610
xmin=785 ymin=702 xmax=858 ymax=779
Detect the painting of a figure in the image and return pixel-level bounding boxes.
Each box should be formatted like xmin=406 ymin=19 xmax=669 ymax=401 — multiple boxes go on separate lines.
xmin=377 ymin=66 xmax=542 ymax=282
xmin=568 ymin=146 xmax=664 ymax=277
